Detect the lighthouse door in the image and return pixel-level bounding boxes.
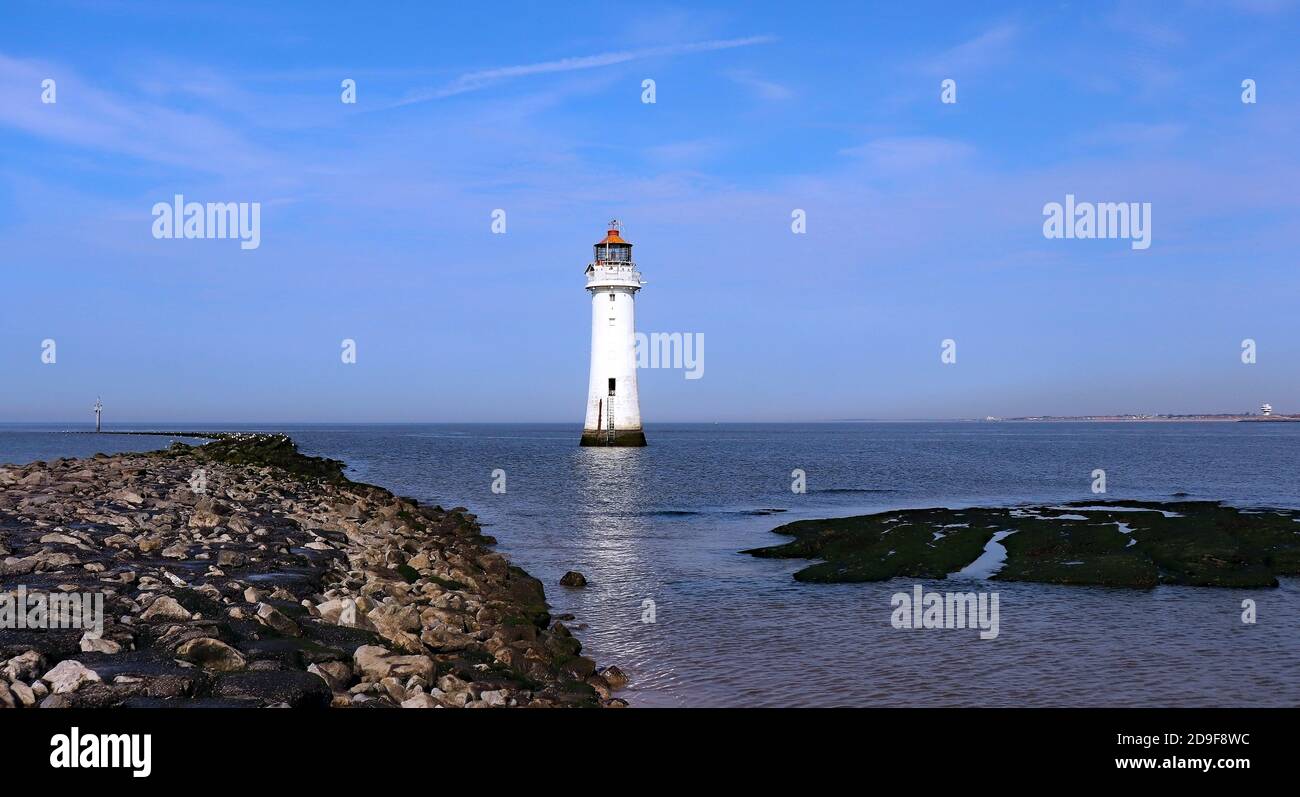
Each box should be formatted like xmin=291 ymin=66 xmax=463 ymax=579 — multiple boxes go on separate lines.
xmin=608 ymin=378 xmax=616 ymax=396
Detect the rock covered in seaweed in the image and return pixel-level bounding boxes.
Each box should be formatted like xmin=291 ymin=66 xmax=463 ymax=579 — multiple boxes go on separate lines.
xmin=743 ymin=500 xmax=1300 ymax=588
xmin=559 ymin=571 xmax=587 ymax=587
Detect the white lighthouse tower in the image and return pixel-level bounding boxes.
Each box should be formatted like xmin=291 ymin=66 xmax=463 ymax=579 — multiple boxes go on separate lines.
xmin=581 ymin=220 xmax=647 ymax=446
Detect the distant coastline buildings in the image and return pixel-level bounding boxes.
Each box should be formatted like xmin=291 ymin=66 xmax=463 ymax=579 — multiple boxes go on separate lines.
xmin=987 ymin=404 xmax=1296 ymax=422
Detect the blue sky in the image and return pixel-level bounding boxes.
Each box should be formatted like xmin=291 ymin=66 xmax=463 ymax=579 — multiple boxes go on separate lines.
xmin=1 ymin=0 xmax=1298 ymax=422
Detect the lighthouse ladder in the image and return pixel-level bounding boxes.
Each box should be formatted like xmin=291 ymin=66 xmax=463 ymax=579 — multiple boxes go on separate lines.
xmin=606 ymin=401 xmax=615 ymax=444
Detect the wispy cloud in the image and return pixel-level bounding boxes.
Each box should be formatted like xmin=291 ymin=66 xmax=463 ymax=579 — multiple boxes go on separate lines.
xmin=386 ymin=35 xmax=776 ymax=108
xmin=1220 ymin=0 xmax=1298 ymax=13
xmin=0 ymin=52 xmax=271 ymax=175
xmin=644 ymin=138 xmax=727 ymax=167
xmin=840 ymin=136 xmax=974 ymax=171
xmin=726 ymin=69 xmax=794 ymax=101
xmin=1105 ymin=8 xmax=1185 ymax=47
xmin=922 ymin=23 xmax=1019 ymax=76
xmin=1079 ymin=121 xmax=1186 ymax=149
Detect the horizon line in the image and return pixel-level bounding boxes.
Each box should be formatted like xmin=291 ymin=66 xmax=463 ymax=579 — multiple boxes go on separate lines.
xmin=0 ymin=416 xmax=1282 ymax=427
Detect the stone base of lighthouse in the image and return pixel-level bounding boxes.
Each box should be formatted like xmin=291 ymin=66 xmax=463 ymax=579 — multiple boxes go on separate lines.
xmin=579 ymin=428 xmax=647 ymax=447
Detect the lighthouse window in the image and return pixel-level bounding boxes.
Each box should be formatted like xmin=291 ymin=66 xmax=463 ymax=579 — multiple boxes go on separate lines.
xmin=609 ymin=293 xmax=616 ymax=301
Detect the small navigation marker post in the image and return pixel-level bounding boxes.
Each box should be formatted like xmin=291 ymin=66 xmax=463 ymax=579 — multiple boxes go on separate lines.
xmin=93 ymin=397 xmax=102 ymax=433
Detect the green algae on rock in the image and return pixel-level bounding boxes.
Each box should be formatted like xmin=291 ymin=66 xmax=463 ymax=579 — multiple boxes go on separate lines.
xmin=742 ymin=500 xmax=1300 ymax=588
xmin=156 ymin=433 xmax=349 ymax=483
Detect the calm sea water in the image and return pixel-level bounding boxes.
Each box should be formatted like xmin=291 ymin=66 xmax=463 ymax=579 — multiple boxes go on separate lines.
xmin=4 ymin=422 xmax=1299 ymax=707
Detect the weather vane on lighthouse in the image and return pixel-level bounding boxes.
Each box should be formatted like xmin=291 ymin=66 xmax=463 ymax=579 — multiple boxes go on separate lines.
xmin=93 ymin=396 xmax=103 ymax=433
xmin=580 ymin=220 xmax=647 ymax=446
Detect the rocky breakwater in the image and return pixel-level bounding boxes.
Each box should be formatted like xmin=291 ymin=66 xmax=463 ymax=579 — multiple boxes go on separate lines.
xmin=0 ymin=434 xmax=625 ymax=708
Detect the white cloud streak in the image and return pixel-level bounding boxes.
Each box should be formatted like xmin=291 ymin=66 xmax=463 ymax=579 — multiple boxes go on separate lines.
xmin=922 ymin=23 xmax=1019 ymax=76
xmin=387 ymin=35 xmax=776 ymax=108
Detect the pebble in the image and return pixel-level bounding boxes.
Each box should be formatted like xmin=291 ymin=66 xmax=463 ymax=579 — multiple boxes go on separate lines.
xmin=41 ymin=660 xmax=100 ymax=694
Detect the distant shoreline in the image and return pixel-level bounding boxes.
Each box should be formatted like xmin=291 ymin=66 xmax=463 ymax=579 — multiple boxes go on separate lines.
xmin=2 ymin=418 xmax=1299 ymax=429
xmin=991 ymin=415 xmax=1300 ymax=423
xmin=832 ymin=415 xmax=1300 ymax=423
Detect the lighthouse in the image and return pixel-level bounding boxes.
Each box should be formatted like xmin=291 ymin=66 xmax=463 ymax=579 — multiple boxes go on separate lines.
xmin=581 ymin=220 xmax=647 ymax=446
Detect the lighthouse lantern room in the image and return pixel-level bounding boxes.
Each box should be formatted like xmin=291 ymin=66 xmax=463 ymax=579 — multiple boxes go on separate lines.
xmin=581 ymin=220 xmax=647 ymax=446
